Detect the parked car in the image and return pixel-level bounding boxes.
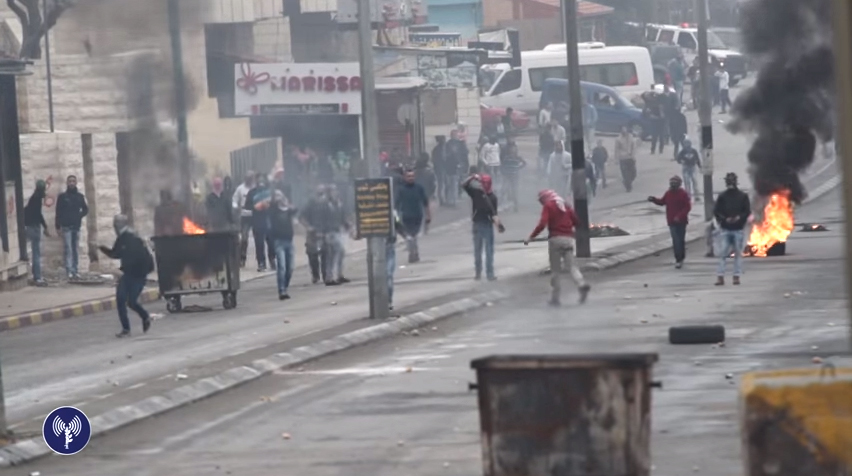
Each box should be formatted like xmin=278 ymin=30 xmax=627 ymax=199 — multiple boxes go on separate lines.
xmin=480 ymin=104 xmax=531 ymax=133
xmin=539 ymin=79 xmax=650 ymax=139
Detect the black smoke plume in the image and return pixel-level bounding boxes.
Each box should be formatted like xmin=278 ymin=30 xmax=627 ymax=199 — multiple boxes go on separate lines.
xmin=727 ymin=0 xmax=834 ymax=204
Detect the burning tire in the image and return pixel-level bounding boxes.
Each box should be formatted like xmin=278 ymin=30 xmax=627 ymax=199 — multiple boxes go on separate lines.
xmin=669 ymin=325 xmax=726 ymax=345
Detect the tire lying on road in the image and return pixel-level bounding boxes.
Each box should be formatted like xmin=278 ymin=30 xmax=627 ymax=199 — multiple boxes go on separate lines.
xmin=669 ymin=325 xmax=726 ymax=345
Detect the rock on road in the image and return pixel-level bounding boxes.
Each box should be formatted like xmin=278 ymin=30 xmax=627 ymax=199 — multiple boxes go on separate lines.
xmin=12 ymin=187 xmax=850 ymax=476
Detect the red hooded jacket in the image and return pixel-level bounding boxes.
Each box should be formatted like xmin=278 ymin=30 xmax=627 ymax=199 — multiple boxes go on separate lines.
xmin=530 ymin=199 xmax=578 ymax=239
xmin=650 ymin=188 xmax=691 ymax=225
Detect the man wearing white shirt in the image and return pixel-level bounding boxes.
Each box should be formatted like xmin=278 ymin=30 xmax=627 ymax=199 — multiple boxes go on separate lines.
xmin=538 ymin=103 xmax=552 ymax=130
xmin=547 ymin=141 xmax=572 ymax=198
xmin=479 ymin=136 xmax=501 ymax=174
xmin=549 ymin=117 xmax=566 ymax=144
xmin=717 ymin=68 xmax=731 ymax=113
xmin=232 ymin=172 xmax=255 ymax=267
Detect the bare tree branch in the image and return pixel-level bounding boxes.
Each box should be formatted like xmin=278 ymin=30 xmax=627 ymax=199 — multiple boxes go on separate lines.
xmin=13 ymin=0 xmax=74 ymax=59
xmin=6 ymin=0 xmax=29 ymax=29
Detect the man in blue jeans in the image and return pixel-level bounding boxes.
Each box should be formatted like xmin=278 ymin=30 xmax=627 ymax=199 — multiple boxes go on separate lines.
xmin=713 ymin=172 xmax=751 ymax=285
xmin=269 ymin=190 xmax=298 ymax=300
xmin=23 ymin=180 xmax=50 ymax=286
xmin=99 ymin=215 xmax=154 ymax=338
xmin=462 ymin=173 xmax=503 ymax=280
xmin=395 ymin=170 xmax=431 ymax=263
xmin=55 ymin=175 xmax=88 ymax=279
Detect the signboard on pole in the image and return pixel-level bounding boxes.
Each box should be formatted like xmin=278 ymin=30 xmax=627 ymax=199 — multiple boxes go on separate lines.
xmin=354 ymin=178 xmax=394 ymax=238
xmin=233 ymin=62 xmax=362 ymax=116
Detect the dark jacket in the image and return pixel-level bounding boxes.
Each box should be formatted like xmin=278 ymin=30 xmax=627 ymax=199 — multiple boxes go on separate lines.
xmin=269 ymin=206 xmax=298 ymax=240
xmin=101 ymin=231 xmax=154 ymax=278
xmin=714 ymin=188 xmax=751 ymax=230
xmin=445 ymin=139 xmax=468 ymax=174
xmin=431 ymin=143 xmax=447 ymax=175
xmin=591 ymin=146 xmax=608 ymax=166
xmin=24 ymin=190 xmax=48 ymax=229
xmin=677 ymin=147 xmax=701 ymax=168
xmin=205 ymin=192 xmax=233 ymax=231
xmin=463 ymin=182 xmax=498 ymax=225
xmin=55 ymin=189 xmax=88 ymax=230
xmin=395 ymin=182 xmax=429 ymax=222
xmin=669 ymin=110 xmax=688 ymax=141
xmin=414 ymin=167 xmax=437 ymax=198
xmin=244 ymin=186 xmax=273 ymax=229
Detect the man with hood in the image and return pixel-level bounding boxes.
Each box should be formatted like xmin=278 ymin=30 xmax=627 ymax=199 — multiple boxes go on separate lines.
xmin=547 ymin=140 xmax=572 ymax=198
xmin=713 ymin=172 xmax=751 ymax=286
xmin=205 ymin=177 xmax=233 ymax=231
xmin=676 ymin=139 xmax=702 ymax=201
xmin=244 ymin=172 xmax=275 ymax=271
xmin=24 ymin=179 xmax=50 ymax=285
xmin=648 ymin=175 xmax=692 ymax=269
xmin=99 ymin=214 xmax=154 ymax=338
xmin=395 ymin=169 xmax=432 ymax=263
xmin=232 ymin=172 xmax=255 ymax=267
xmin=269 ymin=189 xmax=298 ymax=300
xmin=643 ymin=85 xmax=666 ymax=155
xmin=462 ymin=173 xmax=502 ymax=281
xmin=431 ymin=136 xmax=448 ymax=205
xmin=524 ymin=190 xmax=590 ymax=306
xmin=299 ymin=185 xmax=330 ymax=284
xmin=55 ymin=175 xmax=89 ymax=279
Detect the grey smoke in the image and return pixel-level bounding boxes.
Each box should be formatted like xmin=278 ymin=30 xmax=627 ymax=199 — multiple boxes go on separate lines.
xmin=726 ymin=0 xmax=833 ymax=204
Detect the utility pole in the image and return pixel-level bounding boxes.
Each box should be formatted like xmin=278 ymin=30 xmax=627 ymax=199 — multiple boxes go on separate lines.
xmin=830 ymin=0 xmax=852 ymax=339
xmin=168 ymin=0 xmax=192 ymax=203
xmin=356 ymin=0 xmax=390 ymax=319
xmin=42 ymin=0 xmax=54 ymax=132
xmin=563 ymin=0 xmax=591 ymax=258
xmin=696 ymin=0 xmax=714 ymax=220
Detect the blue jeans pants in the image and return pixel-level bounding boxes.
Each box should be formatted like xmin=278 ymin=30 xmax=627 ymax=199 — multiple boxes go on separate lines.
xmin=717 ymin=229 xmax=745 ymax=277
xmin=274 ymin=238 xmax=295 ymax=295
xmin=682 ymin=167 xmax=698 ymax=199
xmin=472 ymin=221 xmax=495 ymax=279
xmin=26 ymin=225 xmax=43 ymax=281
xmin=386 ymin=244 xmax=396 ymax=306
xmin=62 ymin=227 xmax=80 ymax=276
xmin=324 ymin=232 xmax=345 ymax=281
xmin=116 ymin=274 xmax=149 ymax=332
xmin=669 ymin=223 xmax=687 ymax=263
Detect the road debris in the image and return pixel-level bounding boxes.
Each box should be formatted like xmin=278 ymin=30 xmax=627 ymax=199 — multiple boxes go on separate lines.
xmin=443 ymin=462 xmax=450 ymax=468
xmin=811 ymin=345 xmax=819 ymax=350
xmin=640 ymin=319 xmax=649 ymax=324
xmin=812 ymin=356 xmax=824 ymax=364
xmin=783 ymin=292 xmax=791 ymax=298
xmin=431 ymin=326 xmax=438 ymax=331
xmin=126 ymin=353 xmax=133 ymax=359
xmin=260 ymin=396 xmax=275 ymax=402
xmin=284 ymin=319 xmax=290 ymax=324
xmin=281 ymin=433 xmax=291 ymax=440
xmin=176 ymin=373 xmax=188 ymax=381
xmin=397 ymin=440 xmax=405 ymax=447
xmin=410 ymin=329 xmax=421 ymax=337
xmin=405 ymin=367 xmax=413 ymax=373
xmin=725 ymin=373 xmax=734 ymax=380
xmin=330 ymin=301 xmax=338 ymax=306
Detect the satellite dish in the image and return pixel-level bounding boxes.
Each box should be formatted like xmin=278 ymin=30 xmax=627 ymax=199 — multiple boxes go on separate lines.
xmin=397 ymin=103 xmax=417 ymax=125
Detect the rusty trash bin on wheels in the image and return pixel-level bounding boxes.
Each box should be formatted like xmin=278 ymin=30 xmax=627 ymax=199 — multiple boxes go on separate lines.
xmin=151 ymin=231 xmax=241 ymax=312
xmin=470 ymin=353 xmax=659 ymax=476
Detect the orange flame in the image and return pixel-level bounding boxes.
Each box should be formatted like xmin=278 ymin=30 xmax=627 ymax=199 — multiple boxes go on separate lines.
xmin=747 ymin=190 xmax=794 ymax=257
xmin=183 ymin=217 xmax=205 ymax=235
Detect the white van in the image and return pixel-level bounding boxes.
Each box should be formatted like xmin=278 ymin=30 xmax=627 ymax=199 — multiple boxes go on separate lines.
xmin=642 ymin=23 xmax=748 ymax=84
xmin=481 ymin=45 xmax=654 ymax=114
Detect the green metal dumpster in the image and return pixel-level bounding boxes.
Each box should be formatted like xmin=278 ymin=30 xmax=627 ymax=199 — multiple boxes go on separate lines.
xmin=471 ymin=353 xmax=659 ymax=476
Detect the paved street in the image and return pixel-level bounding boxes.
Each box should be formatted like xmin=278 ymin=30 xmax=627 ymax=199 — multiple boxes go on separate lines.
xmin=0 ymin=88 xmax=839 ymax=441
xmin=11 ymin=186 xmax=849 ymax=475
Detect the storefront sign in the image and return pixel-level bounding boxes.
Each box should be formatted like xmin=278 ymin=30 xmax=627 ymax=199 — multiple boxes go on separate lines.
xmin=408 ymin=32 xmax=462 ymax=47
xmin=234 ymin=62 xmax=362 ymax=116
xmin=354 ymin=178 xmax=394 ymax=238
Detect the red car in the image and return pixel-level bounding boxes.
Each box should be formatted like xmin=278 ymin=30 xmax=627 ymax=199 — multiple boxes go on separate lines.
xmin=480 ymin=104 xmax=531 ymax=132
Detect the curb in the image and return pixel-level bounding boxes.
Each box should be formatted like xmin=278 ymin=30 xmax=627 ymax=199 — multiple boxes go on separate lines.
xmin=0 ymin=290 xmax=509 ymax=467
xmin=0 ymin=203 xmax=511 ymax=334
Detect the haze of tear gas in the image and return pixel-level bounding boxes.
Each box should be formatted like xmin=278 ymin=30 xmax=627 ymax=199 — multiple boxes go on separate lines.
xmin=726 ymin=0 xmax=833 ymax=204
xmin=62 ymin=0 xmax=204 ymax=225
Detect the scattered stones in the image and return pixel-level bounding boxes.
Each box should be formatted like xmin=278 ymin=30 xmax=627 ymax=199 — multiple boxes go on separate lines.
xmin=783 ymin=293 xmax=791 ymax=299
xmin=725 ymin=373 xmax=734 ymax=380
xmin=30 ymin=472 xmax=40 ymax=476
xmin=112 ymin=381 xmax=120 ymax=387
xmin=811 ymin=345 xmax=819 ymax=351
xmin=330 ymin=301 xmax=338 ymax=306
xmin=281 ymin=432 xmax=291 ymax=440
xmin=718 ymin=342 xmax=726 ymax=348
xmin=828 ymin=322 xmax=836 ymax=327
xmin=397 ymin=440 xmax=405 ymax=447
xmin=284 ymin=319 xmax=290 ymax=324
xmin=443 ymin=462 xmax=450 ymax=468
xmin=431 ymin=326 xmax=438 ymax=331
xmin=640 ymin=319 xmax=649 ymax=324
xmin=410 ymin=329 xmax=421 ymax=337
xmin=109 ymin=359 xmax=115 ymax=365
xmin=126 ymin=354 xmax=133 ymax=359
xmin=297 ymin=367 xmax=305 ymax=373
xmin=693 ymin=465 xmax=700 ymax=472
xmin=643 ymin=283 xmax=649 ymax=288
xmin=405 ymin=367 xmax=413 ymax=373
xmin=260 ymin=396 xmax=275 ymax=402
xmin=813 ymin=356 xmax=824 ymax=364
xmin=176 ymin=374 xmax=188 ymax=381
xmin=694 ymin=361 xmax=702 ymax=366
xmin=485 ymin=302 xmax=494 ymax=307
xmin=674 ymin=293 xmax=681 ymax=298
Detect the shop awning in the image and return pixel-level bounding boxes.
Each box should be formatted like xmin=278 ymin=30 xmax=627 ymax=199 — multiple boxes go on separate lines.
xmin=519 ymin=0 xmax=615 ymax=18
xmin=376 ymin=76 xmax=428 ymax=91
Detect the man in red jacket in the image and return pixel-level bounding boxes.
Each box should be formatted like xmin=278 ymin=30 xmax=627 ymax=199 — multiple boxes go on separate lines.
xmin=524 ymin=190 xmax=591 ymax=306
xmin=648 ymin=175 xmax=692 ymax=268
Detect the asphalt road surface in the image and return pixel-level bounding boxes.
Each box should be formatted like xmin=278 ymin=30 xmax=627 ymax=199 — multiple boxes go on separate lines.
xmin=13 ymin=187 xmax=850 ymax=476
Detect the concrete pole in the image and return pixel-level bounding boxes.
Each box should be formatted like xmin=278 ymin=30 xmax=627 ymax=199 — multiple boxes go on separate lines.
xmin=831 ymin=0 xmax=852 ymax=341
xmin=563 ymin=0 xmax=591 ymax=258
xmin=42 ymin=0 xmax=54 ymax=133
xmin=356 ymin=0 xmax=390 ymax=319
xmin=696 ymin=0 xmax=714 ymax=221
xmin=168 ymin=0 xmax=192 ymax=203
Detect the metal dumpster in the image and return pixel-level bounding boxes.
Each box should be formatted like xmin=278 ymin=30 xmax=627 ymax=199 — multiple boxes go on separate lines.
xmin=471 ymin=353 xmax=659 ymax=476
xmin=151 ymin=231 xmax=240 ymax=312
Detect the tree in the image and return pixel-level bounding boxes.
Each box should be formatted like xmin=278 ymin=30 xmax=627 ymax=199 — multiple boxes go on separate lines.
xmin=7 ymin=0 xmax=74 ymax=59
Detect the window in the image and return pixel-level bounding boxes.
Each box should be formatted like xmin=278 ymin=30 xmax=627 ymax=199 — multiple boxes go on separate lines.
xmin=492 ymin=69 xmax=522 ymax=95
xmin=592 ymin=91 xmax=617 ymax=109
xmin=529 ymin=66 xmax=568 ymax=92
xmin=677 ymin=33 xmax=697 ymax=50
xmin=658 ymin=30 xmax=675 ymax=44
xmin=579 ymin=63 xmax=639 ymax=87
xmin=646 ymin=27 xmax=659 ymax=42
